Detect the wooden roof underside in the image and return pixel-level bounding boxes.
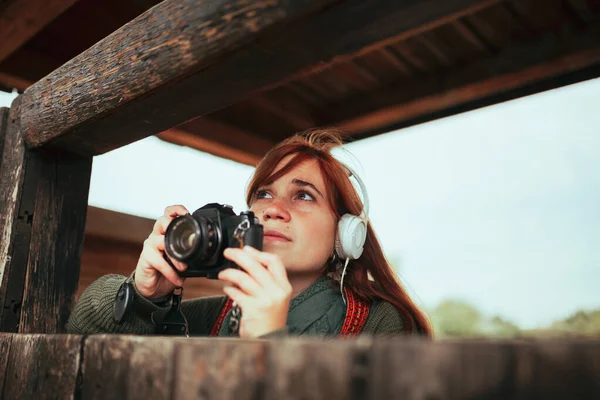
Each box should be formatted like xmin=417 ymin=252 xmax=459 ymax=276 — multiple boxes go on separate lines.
xmin=2 ymin=0 xmax=600 ymax=165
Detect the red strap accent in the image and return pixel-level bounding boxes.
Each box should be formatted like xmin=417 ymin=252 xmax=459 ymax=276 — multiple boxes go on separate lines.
xmin=340 ymin=288 xmax=370 ymax=336
xmin=210 ymin=298 xmax=233 ymax=336
xmin=209 ymin=289 xmax=370 ymax=336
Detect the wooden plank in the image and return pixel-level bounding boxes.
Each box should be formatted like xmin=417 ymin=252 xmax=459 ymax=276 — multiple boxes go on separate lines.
xmin=3 ymin=334 xmax=82 ymax=399
xmin=0 ymin=97 xmax=92 ymax=334
xmin=265 ymin=338 xmax=360 ymax=400
xmin=157 ymin=117 xmax=275 ymax=166
xmin=0 ymin=0 xmax=80 ymax=64
xmin=370 ymin=338 xmax=600 ymax=399
xmin=370 ymin=339 xmax=516 ymax=399
xmin=173 ymin=339 xmax=266 ymax=400
xmin=0 ymin=333 xmax=12 ymax=396
xmin=82 ymin=336 xmax=175 ymax=400
xmin=326 ymin=23 xmax=600 ymax=135
xmin=19 ymin=0 xmax=497 ymax=156
xmin=19 ymin=147 xmax=92 ymax=333
xmin=0 ymin=97 xmax=30 ymax=333
xmin=85 ymin=206 xmax=154 ymax=245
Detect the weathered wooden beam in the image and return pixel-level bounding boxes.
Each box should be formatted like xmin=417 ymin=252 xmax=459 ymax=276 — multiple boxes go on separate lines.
xmin=157 ymin=117 xmax=275 ymax=166
xmin=324 ymin=23 xmax=600 ymax=136
xmin=2 ymin=334 xmax=82 ymax=399
xmin=0 ymin=97 xmax=92 ymax=334
xmin=19 ymin=0 xmax=497 ymax=156
xmin=82 ymin=336 xmax=175 ymax=400
xmin=0 ymin=0 xmax=80 ymax=64
xmin=2 ymin=334 xmax=600 ymax=399
xmin=0 ymin=333 xmax=11 ymax=395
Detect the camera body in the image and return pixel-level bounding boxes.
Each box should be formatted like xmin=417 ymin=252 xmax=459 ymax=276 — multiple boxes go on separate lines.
xmin=164 ymin=203 xmax=263 ymax=279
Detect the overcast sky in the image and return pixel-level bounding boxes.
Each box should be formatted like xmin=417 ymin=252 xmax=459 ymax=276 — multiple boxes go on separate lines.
xmin=1 ymin=77 xmax=598 ymax=329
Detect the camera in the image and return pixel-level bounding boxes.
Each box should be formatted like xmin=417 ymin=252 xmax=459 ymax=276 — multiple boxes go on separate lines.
xmin=164 ymin=203 xmax=264 ymax=278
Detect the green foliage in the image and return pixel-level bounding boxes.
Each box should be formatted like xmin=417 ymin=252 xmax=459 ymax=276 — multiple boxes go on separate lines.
xmin=429 ymin=299 xmax=600 ymax=339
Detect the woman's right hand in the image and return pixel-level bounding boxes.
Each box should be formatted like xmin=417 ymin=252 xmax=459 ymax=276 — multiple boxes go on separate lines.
xmin=134 ymin=205 xmax=190 ymax=299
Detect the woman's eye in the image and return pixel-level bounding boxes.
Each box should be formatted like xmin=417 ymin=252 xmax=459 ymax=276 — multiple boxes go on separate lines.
xmin=255 ymin=189 xmax=272 ymax=199
xmin=296 ymin=191 xmax=315 ymax=201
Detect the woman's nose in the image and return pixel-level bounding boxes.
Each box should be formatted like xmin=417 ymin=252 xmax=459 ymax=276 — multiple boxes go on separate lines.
xmin=261 ymin=200 xmax=291 ymax=222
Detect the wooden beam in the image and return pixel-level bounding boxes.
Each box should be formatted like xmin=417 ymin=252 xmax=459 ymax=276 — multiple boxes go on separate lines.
xmin=157 ymin=117 xmax=274 ymax=166
xmin=84 ymin=206 xmax=154 ymax=245
xmin=322 ymin=23 xmax=600 ymax=135
xmin=0 ymin=49 xmax=63 ymax=92
xmin=0 ymin=73 xmax=30 ymax=92
xmin=18 ymin=0 xmax=498 ymax=156
xmin=3 ymin=334 xmax=600 ymax=398
xmin=0 ymin=0 xmax=79 ymax=64
xmin=0 ymin=97 xmax=92 ymax=334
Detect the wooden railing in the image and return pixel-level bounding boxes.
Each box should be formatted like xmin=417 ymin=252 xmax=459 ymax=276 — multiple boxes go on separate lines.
xmin=1 ymin=333 xmax=599 ymax=399
xmin=2 ymin=0 xmax=600 ymax=398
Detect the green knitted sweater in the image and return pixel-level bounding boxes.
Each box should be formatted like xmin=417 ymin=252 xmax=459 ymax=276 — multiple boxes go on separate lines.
xmin=66 ymin=274 xmax=410 ymax=338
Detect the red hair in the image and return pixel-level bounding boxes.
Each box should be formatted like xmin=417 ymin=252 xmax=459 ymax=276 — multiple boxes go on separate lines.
xmin=246 ymin=129 xmax=433 ymax=337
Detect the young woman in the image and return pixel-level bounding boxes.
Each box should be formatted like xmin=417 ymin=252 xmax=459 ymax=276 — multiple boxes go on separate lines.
xmin=67 ymin=129 xmax=432 ymax=338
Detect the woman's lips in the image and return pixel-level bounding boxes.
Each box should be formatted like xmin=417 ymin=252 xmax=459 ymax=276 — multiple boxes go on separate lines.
xmin=263 ymin=229 xmax=291 ymax=242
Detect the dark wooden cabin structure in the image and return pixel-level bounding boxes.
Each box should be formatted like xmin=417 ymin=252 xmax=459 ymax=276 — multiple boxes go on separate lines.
xmin=1 ymin=0 xmax=600 ymax=398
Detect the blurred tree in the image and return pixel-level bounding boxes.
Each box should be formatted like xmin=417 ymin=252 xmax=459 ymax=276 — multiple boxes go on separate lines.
xmin=548 ymin=310 xmax=600 ymax=335
xmin=430 ymin=299 xmax=483 ymax=338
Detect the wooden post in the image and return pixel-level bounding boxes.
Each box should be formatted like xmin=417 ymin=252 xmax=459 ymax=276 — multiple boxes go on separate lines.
xmin=2 ymin=334 xmax=82 ymax=399
xmin=0 ymin=97 xmax=92 ymax=333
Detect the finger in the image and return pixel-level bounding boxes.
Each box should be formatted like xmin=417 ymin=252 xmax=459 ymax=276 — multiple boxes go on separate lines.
xmin=223 ymin=286 xmax=252 ymax=310
xmin=152 ymin=205 xmax=190 ymax=234
xmin=164 ymin=204 xmax=189 ymax=218
xmin=218 ymin=268 xmax=262 ymax=296
xmin=152 ymin=215 xmax=174 ymax=235
xmin=145 ymin=247 xmax=185 ymax=287
xmin=223 ymin=248 xmax=277 ymax=289
xmin=241 ymin=246 xmax=289 ymax=288
xmin=148 ymin=234 xmax=187 ymax=272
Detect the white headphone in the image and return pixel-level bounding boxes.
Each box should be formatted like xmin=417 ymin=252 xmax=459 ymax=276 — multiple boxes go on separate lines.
xmin=334 ymin=162 xmax=370 ymax=261
xmin=333 ymin=161 xmax=370 ymax=304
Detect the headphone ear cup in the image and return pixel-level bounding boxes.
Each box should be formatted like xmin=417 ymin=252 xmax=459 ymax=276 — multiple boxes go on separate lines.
xmin=335 ymin=213 xmax=367 ymax=260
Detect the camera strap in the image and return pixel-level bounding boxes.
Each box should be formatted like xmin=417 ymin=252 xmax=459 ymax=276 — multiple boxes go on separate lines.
xmin=227 ymin=218 xmax=252 ymax=337
xmin=157 ymin=287 xmax=189 ymax=337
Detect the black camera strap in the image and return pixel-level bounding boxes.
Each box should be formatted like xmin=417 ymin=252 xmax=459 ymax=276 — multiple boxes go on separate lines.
xmin=227 ymin=218 xmax=253 ymax=337
xmin=157 ymin=287 xmax=189 ymax=336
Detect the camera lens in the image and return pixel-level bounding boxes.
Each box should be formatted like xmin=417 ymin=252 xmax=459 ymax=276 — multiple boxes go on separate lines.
xmin=165 ymin=214 xmax=220 ymax=263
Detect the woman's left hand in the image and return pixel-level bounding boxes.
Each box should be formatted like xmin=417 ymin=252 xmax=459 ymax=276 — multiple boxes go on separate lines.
xmin=218 ymin=246 xmax=293 ymax=338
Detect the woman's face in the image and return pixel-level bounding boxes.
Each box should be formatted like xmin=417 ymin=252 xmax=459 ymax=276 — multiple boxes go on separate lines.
xmin=249 ymin=157 xmax=337 ymax=275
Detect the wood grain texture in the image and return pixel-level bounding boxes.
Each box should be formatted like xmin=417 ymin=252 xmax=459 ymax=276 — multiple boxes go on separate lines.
xmin=0 ymin=333 xmax=12 ymax=395
xmin=20 ymin=0 xmax=338 ymax=155
xmin=0 ymin=96 xmax=92 ymax=333
xmin=0 ymin=97 xmax=31 ymax=332
xmin=173 ymin=339 xmax=267 ymax=400
xmin=2 ymin=334 xmax=82 ymax=399
xmin=265 ymin=338 xmax=360 ymax=400
xmin=369 ymin=338 xmax=600 ymax=399
xmin=330 ymin=22 xmax=600 ymax=135
xmin=19 ymin=0 xmax=492 ymax=156
xmin=0 ymin=0 xmax=79 ymax=64
xmin=0 ymin=334 xmax=598 ymax=398
xmin=82 ymin=335 xmax=175 ymax=400
xmin=19 ymin=147 xmax=92 ymax=333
